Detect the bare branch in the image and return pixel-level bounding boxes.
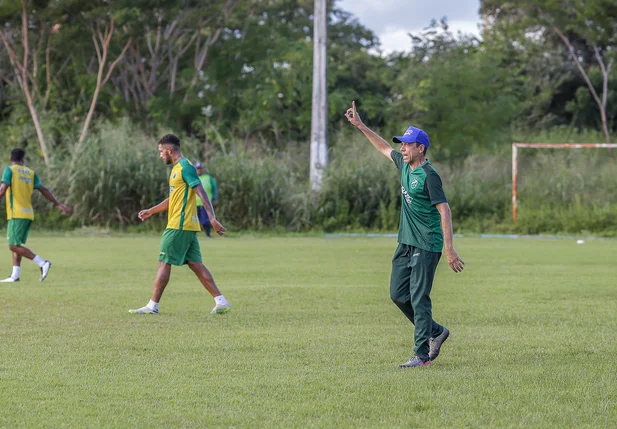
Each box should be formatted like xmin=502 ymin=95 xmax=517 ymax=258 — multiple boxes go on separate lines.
xmin=57 ymin=53 xmax=72 ymax=76
xmin=0 ymin=32 xmax=26 ymax=79
xmin=183 ymin=0 xmax=238 ymax=100
xmin=102 ymin=37 xmax=132 ymax=85
xmin=149 ymin=16 xmax=163 ymax=90
xmin=97 ymin=20 xmax=106 ymax=48
xmin=551 ymin=26 xmax=611 ymax=145
xmin=593 ymin=46 xmax=609 ymax=110
xmin=32 ymin=19 xmax=46 ymax=101
xmin=553 ymin=26 xmax=604 ymax=112
xmin=20 ymin=0 xmax=29 ymax=88
xmin=106 ymin=18 xmax=115 ymax=46
xmin=164 ymin=20 xmax=178 ymax=39
xmin=43 ymin=32 xmax=52 ymax=108
xmin=4 ymin=0 xmax=52 ymax=165
xmin=131 ymin=42 xmax=152 ymax=97
xmin=91 ymin=24 xmax=102 ymax=64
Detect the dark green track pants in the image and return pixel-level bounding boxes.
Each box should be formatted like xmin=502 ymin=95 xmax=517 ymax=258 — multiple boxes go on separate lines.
xmin=390 ymin=243 xmax=444 ymax=361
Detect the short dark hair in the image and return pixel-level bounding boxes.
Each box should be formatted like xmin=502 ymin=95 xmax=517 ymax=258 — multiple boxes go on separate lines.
xmin=10 ymin=148 xmax=25 ymax=162
xmin=158 ymin=134 xmax=180 ymax=147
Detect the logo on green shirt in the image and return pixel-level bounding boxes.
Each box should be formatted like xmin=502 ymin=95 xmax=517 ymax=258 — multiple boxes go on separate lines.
xmin=401 ymin=186 xmax=413 ymax=204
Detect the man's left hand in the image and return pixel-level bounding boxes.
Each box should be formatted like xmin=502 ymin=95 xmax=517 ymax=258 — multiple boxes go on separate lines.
xmin=446 ymin=248 xmax=465 ymax=273
xmin=210 ymin=219 xmax=226 ymax=236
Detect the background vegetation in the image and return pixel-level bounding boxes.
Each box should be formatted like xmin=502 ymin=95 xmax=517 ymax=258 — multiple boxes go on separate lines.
xmin=1 ymin=0 xmax=616 ymax=235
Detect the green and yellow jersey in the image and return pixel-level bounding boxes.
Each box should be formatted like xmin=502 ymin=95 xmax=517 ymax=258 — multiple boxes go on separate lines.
xmin=1 ymin=164 xmax=42 ymax=220
xmin=167 ymin=158 xmax=201 ymax=232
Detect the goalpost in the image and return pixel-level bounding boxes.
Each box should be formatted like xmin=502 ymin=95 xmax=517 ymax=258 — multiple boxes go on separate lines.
xmin=511 ymin=143 xmax=617 ymax=222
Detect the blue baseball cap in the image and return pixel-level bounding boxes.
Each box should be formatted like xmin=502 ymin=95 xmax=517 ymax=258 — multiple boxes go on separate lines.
xmin=392 ymin=126 xmax=430 ymax=148
xmin=194 ymin=162 xmax=203 ymax=168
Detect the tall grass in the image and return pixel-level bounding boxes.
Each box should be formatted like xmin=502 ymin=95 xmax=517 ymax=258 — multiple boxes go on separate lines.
xmin=1 ymin=122 xmax=616 ymax=235
xmin=317 ymin=142 xmax=400 ymax=232
xmin=209 ymin=146 xmax=311 ymax=231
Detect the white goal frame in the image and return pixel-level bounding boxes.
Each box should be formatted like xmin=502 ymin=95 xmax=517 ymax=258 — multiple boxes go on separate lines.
xmin=512 ymin=143 xmax=617 ymax=222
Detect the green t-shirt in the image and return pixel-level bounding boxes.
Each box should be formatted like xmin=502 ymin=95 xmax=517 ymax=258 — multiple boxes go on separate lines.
xmin=391 ymin=150 xmax=447 ymax=252
xmin=195 ymin=174 xmax=217 ymax=207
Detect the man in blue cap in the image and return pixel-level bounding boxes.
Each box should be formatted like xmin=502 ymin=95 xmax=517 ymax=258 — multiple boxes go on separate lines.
xmin=345 ymin=101 xmax=464 ymax=368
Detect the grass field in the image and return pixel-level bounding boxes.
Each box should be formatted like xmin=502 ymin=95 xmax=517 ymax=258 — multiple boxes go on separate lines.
xmin=1 ymin=235 xmax=616 ymax=428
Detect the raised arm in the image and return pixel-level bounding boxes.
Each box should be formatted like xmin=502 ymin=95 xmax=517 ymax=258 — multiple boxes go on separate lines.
xmin=193 ymin=184 xmax=226 ymax=235
xmin=138 ymin=198 xmax=169 ymax=221
xmin=345 ymin=100 xmax=393 ymax=161
xmin=38 ymin=185 xmax=71 ymax=215
xmin=436 ymin=202 xmax=464 ymax=273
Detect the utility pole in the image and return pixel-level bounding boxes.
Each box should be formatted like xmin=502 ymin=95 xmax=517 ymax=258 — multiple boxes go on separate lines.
xmin=310 ymin=0 xmax=328 ymax=191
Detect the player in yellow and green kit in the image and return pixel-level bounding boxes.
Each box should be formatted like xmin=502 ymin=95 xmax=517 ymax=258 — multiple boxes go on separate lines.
xmin=129 ymin=134 xmax=231 ymax=315
xmin=0 ymin=148 xmax=71 ymax=283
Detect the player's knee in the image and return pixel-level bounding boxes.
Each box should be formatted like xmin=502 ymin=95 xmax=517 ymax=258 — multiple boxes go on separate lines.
xmin=8 ymin=245 xmax=19 ymax=252
xmin=187 ymin=261 xmax=203 ymax=271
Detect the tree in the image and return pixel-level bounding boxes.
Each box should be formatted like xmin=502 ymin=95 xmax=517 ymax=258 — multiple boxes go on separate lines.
xmin=75 ymin=8 xmax=132 ymax=152
xmin=385 ymin=19 xmax=524 ymax=159
xmin=0 ymin=0 xmax=51 ymax=164
xmin=0 ymin=0 xmax=389 ymax=150
xmin=482 ymin=0 xmax=617 ymax=144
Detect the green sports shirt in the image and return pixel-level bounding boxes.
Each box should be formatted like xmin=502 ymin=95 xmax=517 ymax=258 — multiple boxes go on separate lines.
xmin=196 ymin=174 xmax=217 ymax=207
xmin=391 ymin=150 xmax=447 ymax=252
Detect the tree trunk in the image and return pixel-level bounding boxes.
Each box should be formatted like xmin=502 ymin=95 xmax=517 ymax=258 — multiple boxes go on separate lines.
xmin=76 ymin=19 xmax=131 ymax=153
xmin=593 ymin=47 xmax=613 ymax=145
xmin=0 ymin=0 xmax=50 ymax=165
xmin=43 ymin=33 xmax=52 ymax=109
xmin=552 ymin=26 xmax=613 ymax=156
xmin=23 ymin=81 xmax=50 ymax=165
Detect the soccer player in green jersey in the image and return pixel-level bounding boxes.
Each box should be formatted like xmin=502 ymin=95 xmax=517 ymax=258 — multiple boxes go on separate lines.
xmin=194 ymin=162 xmax=218 ymax=238
xmin=0 ymin=148 xmax=71 ymax=283
xmin=346 ymin=101 xmax=464 ymax=368
xmin=129 ymin=134 xmax=231 ymax=315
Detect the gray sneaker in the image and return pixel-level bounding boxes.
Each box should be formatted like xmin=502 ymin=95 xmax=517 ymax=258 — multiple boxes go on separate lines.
xmin=429 ymin=327 xmax=450 ymax=361
xmin=398 ymin=356 xmax=431 ymax=369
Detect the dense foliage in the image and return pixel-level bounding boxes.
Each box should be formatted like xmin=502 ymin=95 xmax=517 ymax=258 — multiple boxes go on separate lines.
xmin=1 ymin=0 xmax=616 ymax=234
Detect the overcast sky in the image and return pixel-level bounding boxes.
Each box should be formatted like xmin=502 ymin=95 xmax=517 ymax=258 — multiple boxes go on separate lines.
xmin=337 ymin=0 xmax=482 ymax=54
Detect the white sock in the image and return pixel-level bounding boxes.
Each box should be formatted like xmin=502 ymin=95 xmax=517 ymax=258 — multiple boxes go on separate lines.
xmin=147 ymin=300 xmax=159 ymax=311
xmin=11 ymin=266 xmax=20 ymax=279
xmin=32 ymin=255 xmax=46 ymax=268
xmin=214 ymin=295 xmax=229 ymax=306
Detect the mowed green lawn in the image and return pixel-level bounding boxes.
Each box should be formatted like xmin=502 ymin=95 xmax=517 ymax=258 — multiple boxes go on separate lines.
xmin=0 ymin=235 xmax=616 ymax=428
